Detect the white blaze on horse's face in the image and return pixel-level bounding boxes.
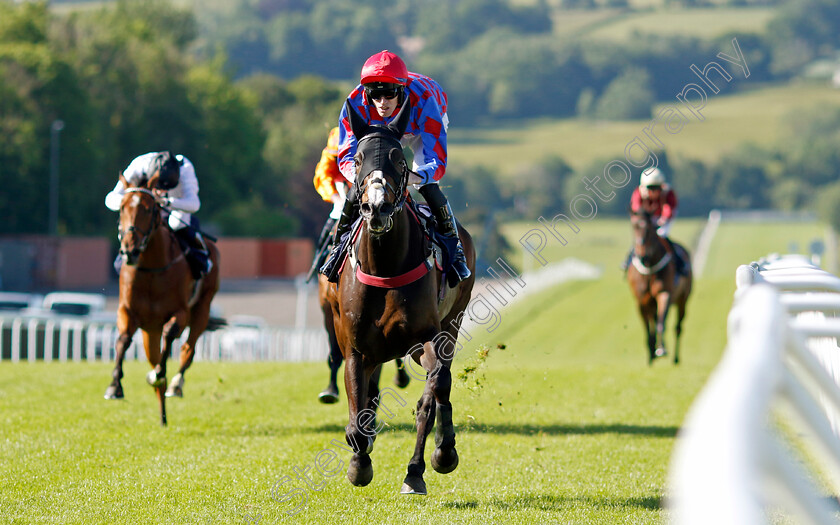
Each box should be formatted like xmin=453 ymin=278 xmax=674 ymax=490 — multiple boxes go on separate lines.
xmin=366 ymin=170 xmax=387 ymax=210
xmin=362 ymin=170 xmax=394 ymax=234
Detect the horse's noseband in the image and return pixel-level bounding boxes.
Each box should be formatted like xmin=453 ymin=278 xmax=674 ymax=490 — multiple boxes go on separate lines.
xmin=356 ymin=134 xmax=409 ymax=236
xmin=118 ymin=188 xmax=160 ymax=255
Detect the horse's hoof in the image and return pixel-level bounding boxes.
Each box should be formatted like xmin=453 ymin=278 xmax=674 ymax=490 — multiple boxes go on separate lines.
xmin=165 ymin=374 xmax=184 ymax=398
xmin=431 ymin=446 xmax=459 ymax=474
xmin=165 ymin=386 xmax=183 ymax=398
xmin=104 ymin=385 xmax=123 ymax=400
xmin=347 ymin=455 xmax=373 ymax=487
xmin=400 ymin=475 xmax=427 ymax=495
xmin=394 ymin=368 xmax=411 ymax=389
xmin=318 ymin=386 xmax=339 ymax=404
xmin=146 ymin=370 xmax=165 ymax=388
xmin=655 ymin=347 xmax=667 ymax=358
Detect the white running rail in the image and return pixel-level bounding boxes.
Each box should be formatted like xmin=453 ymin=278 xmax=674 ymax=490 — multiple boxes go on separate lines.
xmin=0 ymin=316 xmax=328 ymax=363
xmin=669 ymin=254 xmax=840 ymax=524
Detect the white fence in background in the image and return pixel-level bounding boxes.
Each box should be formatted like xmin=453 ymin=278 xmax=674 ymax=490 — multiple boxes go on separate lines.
xmin=0 ymin=316 xmax=329 ymax=363
xmin=669 ymin=254 xmax=840 ymax=524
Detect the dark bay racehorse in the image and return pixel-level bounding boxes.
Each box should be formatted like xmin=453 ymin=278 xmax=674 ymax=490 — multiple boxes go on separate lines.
xmin=317 ymin=272 xmax=411 ymax=403
xmin=104 ymin=173 xmax=220 ymax=425
xmin=325 ymin=100 xmax=475 ymax=494
xmin=627 ymin=210 xmax=692 ymax=364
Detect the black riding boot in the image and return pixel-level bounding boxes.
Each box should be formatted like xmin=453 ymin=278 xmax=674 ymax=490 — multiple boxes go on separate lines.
xmin=665 ymin=237 xmax=686 ymax=276
xmin=307 ymin=217 xmax=337 ymax=279
xmin=419 ymin=184 xmax=471 ymax=284
xmin=175 ymin=226 xmax=211 ymax=279
xmin=621 ymin=249 xmax=633 ymax=273
xmin=317 ymin=217 xmax=337 ymax=252
xmin=320 ymin=188 xmax=358 ymax=283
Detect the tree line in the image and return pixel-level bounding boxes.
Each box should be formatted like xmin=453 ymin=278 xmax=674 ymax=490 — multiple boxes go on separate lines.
xmin=0 ymin=0 xmax=347 ymax=240
xmin=2 ymin=0 xmax=840 ymax=246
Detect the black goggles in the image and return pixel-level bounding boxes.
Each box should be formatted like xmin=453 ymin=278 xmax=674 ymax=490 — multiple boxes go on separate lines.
xmin=365 ymin=87 xmax=400 ymax=101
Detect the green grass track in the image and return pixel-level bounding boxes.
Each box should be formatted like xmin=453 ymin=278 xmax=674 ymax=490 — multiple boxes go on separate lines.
xmin=0 ymin=218 xmax=828 ymax=524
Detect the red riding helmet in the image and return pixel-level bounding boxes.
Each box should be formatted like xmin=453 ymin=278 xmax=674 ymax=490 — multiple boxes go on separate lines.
xmin=360 ymin=50 xmax=408 ymax=85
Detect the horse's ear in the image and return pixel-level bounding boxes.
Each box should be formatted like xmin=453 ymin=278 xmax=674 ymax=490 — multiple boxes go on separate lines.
xmin=388 ymin=97 xmax=411 ymax=138
xmin=346 ymin=99 xmax=371 ymax=140
xmin=119 ymin=172 xmax=129 ymax=188
xmin=389 ymin=147 xmax=406 ymax=172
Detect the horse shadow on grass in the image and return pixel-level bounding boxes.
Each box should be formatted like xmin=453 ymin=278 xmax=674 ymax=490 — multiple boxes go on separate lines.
xmin=304 ymin=422 xmax=678 ymax=438
xmin=442 ymin=494 xmax=660 ymax=512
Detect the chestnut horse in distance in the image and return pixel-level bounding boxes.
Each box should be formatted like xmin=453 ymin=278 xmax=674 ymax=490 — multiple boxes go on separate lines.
xmin=104 ymin=172 xmax=220 ymax=425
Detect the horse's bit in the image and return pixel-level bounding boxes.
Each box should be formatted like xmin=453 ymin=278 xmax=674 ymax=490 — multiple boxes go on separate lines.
xmin=118 ymin=187 xmax=161 ymax=255
xmin=355 ymin=134 xmax=410 ymax=234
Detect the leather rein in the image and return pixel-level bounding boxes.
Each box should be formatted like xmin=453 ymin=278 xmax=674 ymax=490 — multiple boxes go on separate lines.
xmin=118 ymin=188 xmax=184 ymax=273
xmin=350 ymin=133 xmax=431 ymax=288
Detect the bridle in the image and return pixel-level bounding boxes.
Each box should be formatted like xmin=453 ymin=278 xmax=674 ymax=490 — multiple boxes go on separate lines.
xmin=118 ymin=187 xmax=161 ymax=258
xmin=631 ymin=212 xmax=671 ymax=275
xmin=355 ymin=132 xmax=409 ymax=235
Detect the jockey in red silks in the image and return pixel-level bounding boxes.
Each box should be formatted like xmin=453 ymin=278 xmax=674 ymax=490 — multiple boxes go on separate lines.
xmin=320 ymin=49 xmax=471 ymax=284
xmin=625 ymin=166 xmax=687 ymax=275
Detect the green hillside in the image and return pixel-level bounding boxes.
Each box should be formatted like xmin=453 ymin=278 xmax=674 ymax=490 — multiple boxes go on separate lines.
xmin=449 ymin=82 xmax=840 ymax=175
xmin=582 ymin=7 xmax=777 ymax=41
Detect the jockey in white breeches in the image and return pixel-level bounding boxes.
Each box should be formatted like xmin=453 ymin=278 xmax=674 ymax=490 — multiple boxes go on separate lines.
xmin=105 ymin=151 xmax=211 ymax=278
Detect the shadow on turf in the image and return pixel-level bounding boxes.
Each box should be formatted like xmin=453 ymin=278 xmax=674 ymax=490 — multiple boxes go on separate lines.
xmin=443 ymin=494 xmax=660 ymax=511
xmin=304 ymin=422 xmax=677 ymax=437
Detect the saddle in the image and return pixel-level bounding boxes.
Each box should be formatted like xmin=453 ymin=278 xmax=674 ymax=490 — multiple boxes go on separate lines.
xmin=406 ymin=199 xmax=455 ymax=276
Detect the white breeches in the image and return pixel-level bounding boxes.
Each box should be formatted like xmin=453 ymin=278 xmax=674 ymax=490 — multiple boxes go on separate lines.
xmin=169 ymin=210 xmax=192 ymax=231
xmin=329 ymin=183 xmax=348 ymax=219
xmin=329 ymin=198 xmax=344 ymax=219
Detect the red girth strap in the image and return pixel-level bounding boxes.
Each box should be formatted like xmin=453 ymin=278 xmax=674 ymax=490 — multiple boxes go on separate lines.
xmin=354 ymin=259 xmax=431 ymax=288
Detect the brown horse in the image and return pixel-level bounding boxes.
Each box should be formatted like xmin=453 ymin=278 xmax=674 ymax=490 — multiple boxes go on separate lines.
xmin=317 ymin=272 xmax=411 ymax=404
xmin=104 ymin=173 xmax=220 ymax=425
xmin=627 ymin=210 xmax=692 ymax=364
xmin=324 ymin=100 xmax=475 ymax=495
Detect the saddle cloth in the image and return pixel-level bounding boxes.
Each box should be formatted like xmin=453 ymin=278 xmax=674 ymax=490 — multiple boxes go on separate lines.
xmin=334 ymin=198 xmax=451 ymax=283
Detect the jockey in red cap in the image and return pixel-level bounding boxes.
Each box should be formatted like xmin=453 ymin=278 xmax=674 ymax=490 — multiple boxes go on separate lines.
xmin=320 ymin=50 xmax=471 ymax=285
xmin=623 ymin=166 xmax=687 ymax=275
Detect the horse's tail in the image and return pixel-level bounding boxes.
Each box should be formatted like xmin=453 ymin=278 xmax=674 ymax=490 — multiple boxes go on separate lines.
xmin=206 ymin=316 xmax=227 ymax=331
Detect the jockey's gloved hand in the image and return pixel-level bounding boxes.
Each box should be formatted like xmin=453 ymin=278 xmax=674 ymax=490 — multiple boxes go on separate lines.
xmin=407 ymin=169 xmax=423 ymax=186
xmin=152 ymin=190 xmax=171 ymax=208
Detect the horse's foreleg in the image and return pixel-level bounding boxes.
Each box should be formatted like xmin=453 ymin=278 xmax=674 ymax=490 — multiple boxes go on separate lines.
xmin=402 ymin=337 xmax=458 ymax=495
xmin=151 ymin=315 xmax=185 ymax=383
xmin=364 ymin=365 xmax=383 ymax=441
xmin=639 ymin=304 xmax=656 ymax=365
xmin=344 ymin=350 xmax=374 ymax=487
xmin=403 ymin=354 xmax=435 ymax=495
xmin=655 ymin=292 xmax=671 ymax=359
xmin=427 ymin=357 xmax=457 ymax=475
xmin=166 ymin=341 xmax=191 ymax=398
xmin=394 ymin=358 xmax=411 ymax=389
xmin=105 ymin=331 xmax=133 ymax=400
xmin=141 ymin=330 xmax=166 ymax=426
xmin=674 ymin=301 xmax=686 ymax=365
xmin=319 ymin=341 xmax=343 ymax=404
xmin=168 ymin=310 xmax=206 ymax=398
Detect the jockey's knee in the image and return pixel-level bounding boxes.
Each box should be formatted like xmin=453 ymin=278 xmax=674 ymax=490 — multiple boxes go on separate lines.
xmin=418 ymin=183 xmax=447 ymax=208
